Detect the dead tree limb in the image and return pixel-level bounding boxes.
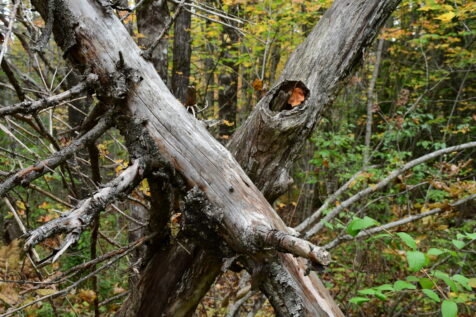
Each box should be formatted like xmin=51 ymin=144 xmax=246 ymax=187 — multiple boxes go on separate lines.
xmin=24 ymin=158 xmax=148 ymax=264
xmin=27 ymin=0 xmax=401 ymax=316
xmin=0 ymin=113 xmax=112 ymax=197
xmin=0 ymin=74 xmax=98 ymax=117
xmin=305 ymin=141 xmax=476 ymax=238
xmin=323 ymin=193 xmax=476 ymax=249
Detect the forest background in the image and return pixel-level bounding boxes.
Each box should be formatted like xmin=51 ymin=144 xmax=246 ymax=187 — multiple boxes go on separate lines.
xmin=0 ymin=0 xmax=475 ymax=316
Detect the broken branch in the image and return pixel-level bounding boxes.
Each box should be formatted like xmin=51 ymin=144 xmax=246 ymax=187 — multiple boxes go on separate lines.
xmin=323 ymin=193 xmax=476 ymax=249
xmin=23 ymin=158 xmax=148 ymax=264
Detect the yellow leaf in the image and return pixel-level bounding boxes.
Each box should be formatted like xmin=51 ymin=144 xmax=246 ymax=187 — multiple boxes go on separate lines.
xmin=468 ymin=278 xmax=476 ymax=288
xmin=223 ymin=120 xmax=235 ymax=127
xmin=435 ymin=11 xmax=456 ymax=23
xmin=78 ymin=289 xmax=96 ymax=303
xmin=16 ymin=201 xmax=25 ymax=210
xmin=36 ymin=289 xmax=57 ymax=296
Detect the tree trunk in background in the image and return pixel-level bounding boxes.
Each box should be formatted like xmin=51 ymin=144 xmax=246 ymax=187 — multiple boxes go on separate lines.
xmin=171 ymin=0 xmax=192 ymax=103
xmin=137 ymin=0 xmax=170 ymax=83
xmin=267 ymin=42 xmax=281 ymax=84
xmin=218 ymin=9 xmax=239 ymax=139
xmin=204 ymin=20 xmax=215 ymax=115
xmin=30 ymin=0 xmax=401 ymax=316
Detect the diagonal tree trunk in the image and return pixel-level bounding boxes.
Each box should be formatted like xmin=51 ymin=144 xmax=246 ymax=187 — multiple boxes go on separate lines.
xmin=29 ymin=0 xmax=400 ymax=316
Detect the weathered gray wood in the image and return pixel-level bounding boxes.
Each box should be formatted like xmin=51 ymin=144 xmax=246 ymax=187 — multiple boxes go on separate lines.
xmin=28 ymin=0 xmax=401 ymax=316
xmin=30 ymin=0 xmax=336 ymax=315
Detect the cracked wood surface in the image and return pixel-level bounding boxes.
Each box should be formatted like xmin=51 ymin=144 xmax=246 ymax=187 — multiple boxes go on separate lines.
xmin=29 ymin=0 xmax=401 ymax=316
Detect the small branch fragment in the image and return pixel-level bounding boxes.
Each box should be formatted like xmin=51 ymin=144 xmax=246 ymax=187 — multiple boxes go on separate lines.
xmin=23 ymin=158 xmax=148 ymax=263
xmin=0 ymin=74 xmax=98 ymax=117
xmin=256 ymin=226 xmax=331 ymax=266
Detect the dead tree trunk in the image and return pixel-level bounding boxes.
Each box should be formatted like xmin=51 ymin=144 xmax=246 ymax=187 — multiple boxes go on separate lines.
xmin=28 ymin=0 xmax=400 ymax=316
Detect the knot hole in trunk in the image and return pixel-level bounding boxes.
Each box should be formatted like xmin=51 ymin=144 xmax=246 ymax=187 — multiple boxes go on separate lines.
xmin=269 ymin=81 xmax=309 ymax=112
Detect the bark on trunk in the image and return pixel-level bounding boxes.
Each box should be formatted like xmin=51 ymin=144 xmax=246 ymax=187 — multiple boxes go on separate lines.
xmin=171 ymin=0 xmax=192 ymax=103
xmin=30 ymin=0 xmax=400 ymax=316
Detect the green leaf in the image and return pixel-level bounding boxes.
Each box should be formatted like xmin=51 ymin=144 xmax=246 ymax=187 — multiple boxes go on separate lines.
xmin=451 ymin=239 xmax=465 ymax=249
xmin=375 ymin=292 xmax=388 ymax=301
xmin=427 ymin=248 xmax=444 ymax=256
xmin=465 ymin=232 xmax=476 ymax=239
xmin=349 ymin=297 xmax=370 ymax=305
xmin=419 ymin=278 xmax=435 ymax=289
xmin=397 ymin=232 xmax=417 ymax=250
xmin=406 ymin=276 xmax=419 ymax=282
xmin=394 ymin=280 xmax=416 ymax=291
xmin=422 ymin=289 xmax=440 ymax=302
xmin=452 ymin=274 xmax=471 ymax=291
xmin=375 ymin=284 xmax=394 ymax=292
xmin=346 ymin=216 xmax=378 ymax=237
xmin=441 ymin=300 xmax=457 ymax=317
xmin=406 ymin=251 xmax=427 ymax=272
xmin=358 ymin=288 xmax=377 ymax=296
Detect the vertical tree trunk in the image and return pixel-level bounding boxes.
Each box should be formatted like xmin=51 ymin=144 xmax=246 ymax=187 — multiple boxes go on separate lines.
xmin=218 ymin=9 xmax=239 ymax=139
xmin=171 ymin=0 xmax=192 ymax=103
xmin=137 ymin=0 xmax=170 ymax=82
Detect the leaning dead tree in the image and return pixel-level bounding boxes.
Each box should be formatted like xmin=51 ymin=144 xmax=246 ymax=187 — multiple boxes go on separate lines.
xmin=0 ymin=0 xmax=413 ymax=316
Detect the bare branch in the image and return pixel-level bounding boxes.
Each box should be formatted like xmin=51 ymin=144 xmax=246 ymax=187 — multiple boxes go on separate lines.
xmin=323 ymin=193 xmax=476 ymax=249
xmin=295 ymin=166 xmax=376 ymax=233
xmin=0 ymin=113 xmax=112 ymax=197
xmin=0 ymin=74 xmax=98 ymax=117
xmin=24 ymin=158 xmax=148 ymax=263
xmin=305 ymin=141 xmax=476 ymax=238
